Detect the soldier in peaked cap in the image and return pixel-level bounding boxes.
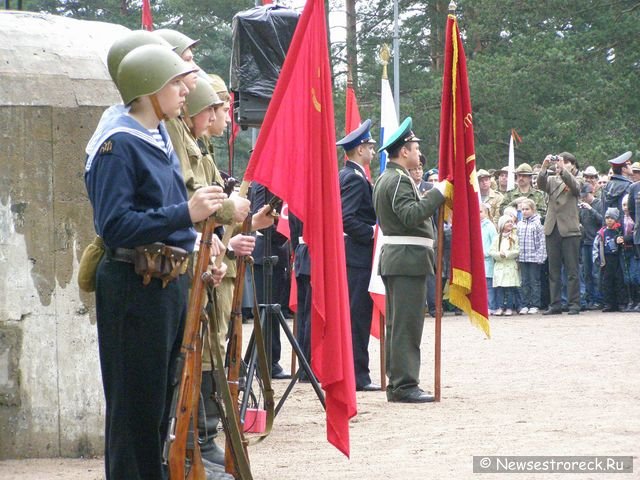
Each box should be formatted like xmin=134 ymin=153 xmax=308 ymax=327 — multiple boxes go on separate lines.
xmin=601 ymin=151 xmax=633 ymax=225
xmin=337 ymin=119 xmax=379 ymax=392
xmin=372 ymin=117 xmax=446 ymax=403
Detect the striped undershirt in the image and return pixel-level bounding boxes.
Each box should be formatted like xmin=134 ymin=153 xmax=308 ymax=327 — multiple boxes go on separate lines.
xmin=148 ymin=128 xmax=168 ymax=154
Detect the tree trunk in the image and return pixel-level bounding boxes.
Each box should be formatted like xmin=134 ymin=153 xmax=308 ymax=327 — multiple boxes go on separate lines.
xmin=345 ymin=0 xmax=358 ymax=91
xmin=429 ymin=0 xmax=449 ymax=72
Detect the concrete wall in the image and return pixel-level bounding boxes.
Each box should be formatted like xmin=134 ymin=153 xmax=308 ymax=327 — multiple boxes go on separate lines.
xmin=0 ymin=11 xmax=127 ymax=458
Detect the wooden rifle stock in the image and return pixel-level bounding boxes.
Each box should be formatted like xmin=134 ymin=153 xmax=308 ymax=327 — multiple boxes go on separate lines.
xmin=166 ymin=216 xmax=216 ymax=480
xmin=224 ymin=211 xmax=252 ymax=477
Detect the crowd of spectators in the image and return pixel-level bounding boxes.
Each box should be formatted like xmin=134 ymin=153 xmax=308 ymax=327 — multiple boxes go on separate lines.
xmin=424 ymin=152 xmax=640 ymax=315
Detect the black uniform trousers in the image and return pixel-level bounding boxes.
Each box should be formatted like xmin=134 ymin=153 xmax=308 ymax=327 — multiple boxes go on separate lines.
xmin=347 ymin=265 xmax=374 ymax=388
xmin=295 ymin=273 xmax=312 ymax=378
xmin=96 ymin=255 xmax=188 ymax=480
xmin=253 ymin=263 xmax=285 ymax=370
xmin=602 ymin=253 xmax=626 ymax=309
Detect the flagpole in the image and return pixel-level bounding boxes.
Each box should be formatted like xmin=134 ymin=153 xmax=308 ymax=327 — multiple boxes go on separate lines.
xmin=392 ymin=0 xmax=400 ymax=118
xmin=434 ymin=0 xmax=459 ymax=404
xmin=377 ymin=45 xmax=391 ymax=391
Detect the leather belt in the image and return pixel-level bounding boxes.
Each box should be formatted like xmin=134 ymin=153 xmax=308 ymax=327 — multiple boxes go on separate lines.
xmin=383 ymin=236 xmax=434 ymax=248
xmin=107 ymin=247 xmax=136 ymax=264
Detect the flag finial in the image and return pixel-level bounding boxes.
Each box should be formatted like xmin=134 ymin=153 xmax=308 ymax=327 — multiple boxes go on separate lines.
xmin=448 ymin=1 xmax=457 ymax=12
xmin=379 ymin=44 xmax=391 ymax=80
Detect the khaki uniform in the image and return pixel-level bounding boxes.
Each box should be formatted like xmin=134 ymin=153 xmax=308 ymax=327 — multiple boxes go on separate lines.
xmin=500 ymin=186 xmax=547 ymax=220
xmin=372 ymin=162 xmax=445 ymax=398
xmin=166 ymin=118 xmax=238 ymax=369
xmin=481 ymin=188 xmax=504 ymax=226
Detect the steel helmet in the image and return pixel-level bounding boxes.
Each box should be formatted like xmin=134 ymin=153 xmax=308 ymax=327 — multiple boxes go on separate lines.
xmin=154 ymin=29 xmax=199 ymax=55
xmin=185 ymin=77 xmax=223 ymax=117
xmin=107 ymin=30 xmax=173 ymax=84
xmin=116 ymin=44 xmax=197 ymax=105
xmin=207 ymin=73 xmax=229 ymax=96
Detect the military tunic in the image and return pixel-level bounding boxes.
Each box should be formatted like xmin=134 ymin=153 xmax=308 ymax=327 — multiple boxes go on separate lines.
xmin=500 ymin=186 xmax=547 ymax=220
xmin=372 ymin=162 xmax=445 ymax=398
xmin=339 ymin=160 xmax=376 ymax=389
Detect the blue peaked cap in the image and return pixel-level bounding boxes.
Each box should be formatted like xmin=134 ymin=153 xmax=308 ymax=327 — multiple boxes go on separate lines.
xmin=336 ymin=118 xmax=376 ymax=151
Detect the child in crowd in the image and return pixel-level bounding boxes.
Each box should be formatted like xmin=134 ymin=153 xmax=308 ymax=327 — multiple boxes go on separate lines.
xmin=516 ymin=199 xmax=546 ymax=314
xmin=596 ymin=208 xmax=626 ymax=312
xmin=490 ymin=215 xmax=520 ymax=315
xmin=480 ymin=203 xmax=498 ymax=314
xmin=621 ymin=194 xmax=638 ymax=310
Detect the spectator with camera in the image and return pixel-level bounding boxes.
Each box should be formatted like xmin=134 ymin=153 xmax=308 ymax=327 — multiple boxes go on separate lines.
xmin=537 ymin=152 xmax=582 ymax=315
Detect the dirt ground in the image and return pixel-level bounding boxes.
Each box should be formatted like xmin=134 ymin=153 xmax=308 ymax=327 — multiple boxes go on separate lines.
xmin=1 ymin=310 xmax=639 ymax=480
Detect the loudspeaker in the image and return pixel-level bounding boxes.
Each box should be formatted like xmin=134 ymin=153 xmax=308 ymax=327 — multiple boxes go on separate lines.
xmin=230 ymin=5 xmax=300 ymax=128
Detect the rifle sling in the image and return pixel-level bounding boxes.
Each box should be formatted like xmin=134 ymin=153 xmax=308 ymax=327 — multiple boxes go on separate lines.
xmin=205 ymin=291 xmax=253 ymax=480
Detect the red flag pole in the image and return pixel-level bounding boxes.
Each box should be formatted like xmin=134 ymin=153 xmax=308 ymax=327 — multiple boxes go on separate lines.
xmin=434 ymin=207 xmax=445 ymax=402
xmin=141 ymin=0 xmax=153 ymax=31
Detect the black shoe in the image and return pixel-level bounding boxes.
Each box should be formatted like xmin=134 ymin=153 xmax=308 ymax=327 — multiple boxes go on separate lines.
xmin=271 ymin=364 xmax=292 ymax=379
xmin=601 ymin=305 xmax=619 ymax=312
xmin=567 ymin=309 xmax=580 ymax=315
xmin=388 ymin=388 xmax=435 ymax=403
xmin=542 ymin=308 xmax=562 ymax=315
xmin=356 ymin=382 xmax=381 ymax=392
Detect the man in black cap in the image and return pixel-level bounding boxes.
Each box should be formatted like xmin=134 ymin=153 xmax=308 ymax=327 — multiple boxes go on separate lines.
xmin=372 ymin=117 xmax=446 ymax=403
xmin=601 ymin=151 xmax=633 ymax=224
xmin=337 ymin=119 xmax=379 ymax=392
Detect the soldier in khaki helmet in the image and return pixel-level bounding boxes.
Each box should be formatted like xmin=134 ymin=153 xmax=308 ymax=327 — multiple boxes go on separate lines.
xmin=500 ymin=163 xmax=547 ymax=220
xmin=477 ymin=168 xmax=503 ymax=226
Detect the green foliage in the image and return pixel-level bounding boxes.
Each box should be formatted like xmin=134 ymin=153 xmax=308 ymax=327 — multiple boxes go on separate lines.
xmin=356 ymin=0 xmax=640 ymax=175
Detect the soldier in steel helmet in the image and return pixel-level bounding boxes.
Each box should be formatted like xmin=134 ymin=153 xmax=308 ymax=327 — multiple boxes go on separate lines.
xmin=84 ymin=43 xmax=227 ymax=480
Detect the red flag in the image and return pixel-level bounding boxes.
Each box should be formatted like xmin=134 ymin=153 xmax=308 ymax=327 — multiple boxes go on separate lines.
xmin=141 ymin=0 xmax=153 ymax=31
xmin=228 ymin=91 xmax=240 ymax=171
xmin=438 ymin=13 xmax=490 ymax=338
xmin=244 ymin=0 xmax=356 ymax=457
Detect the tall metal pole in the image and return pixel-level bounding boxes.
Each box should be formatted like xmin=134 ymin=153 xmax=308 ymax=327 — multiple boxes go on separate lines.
xmin=392 ymin=0 xmax=400 ymax=119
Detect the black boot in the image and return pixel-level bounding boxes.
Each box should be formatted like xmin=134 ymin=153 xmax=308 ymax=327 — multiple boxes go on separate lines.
xmin=198 ymin=371 xmax=225 ymax=466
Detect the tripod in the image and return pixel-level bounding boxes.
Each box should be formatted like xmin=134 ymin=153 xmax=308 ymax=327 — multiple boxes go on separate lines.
xmin=238 ymin=192 xmax=324 ymax=423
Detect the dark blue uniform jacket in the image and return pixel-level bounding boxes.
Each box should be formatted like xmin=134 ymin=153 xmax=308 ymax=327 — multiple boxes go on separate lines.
xmin=84 ymin=113 xmax=196 ymax=252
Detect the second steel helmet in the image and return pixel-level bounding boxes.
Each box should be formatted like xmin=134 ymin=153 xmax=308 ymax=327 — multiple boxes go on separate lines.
xmin=185 ymin=77 xmax=223 ymax=117
xmin=154 ymin=29 xmax=199 ymax=56
xmin=107 ymin=30 xmax=173 ymax=84
xmin=116 ymin=44 xmax=197 ymax=105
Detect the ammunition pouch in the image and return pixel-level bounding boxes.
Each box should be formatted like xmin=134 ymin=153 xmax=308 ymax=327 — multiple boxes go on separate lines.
xmin=133 ymin=243 xmax=190 ymax=288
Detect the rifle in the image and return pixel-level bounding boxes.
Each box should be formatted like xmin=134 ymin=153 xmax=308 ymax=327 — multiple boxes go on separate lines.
xmin=164 ymin=213 xmax=216 ymax=480
xmin=224 ymin=207 xmax=252 ymax=478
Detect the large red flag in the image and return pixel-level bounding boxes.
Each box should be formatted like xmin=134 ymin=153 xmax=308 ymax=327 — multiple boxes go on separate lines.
xmin=438 ymin=13 xmax=490 ymax=338
xmin=141 ymin=0 xmax=153 ymax=31
xmin=244 ymin=0 xmax=356 ymax=457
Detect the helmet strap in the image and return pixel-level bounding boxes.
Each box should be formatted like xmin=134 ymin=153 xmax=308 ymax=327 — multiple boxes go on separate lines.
xmin=150 ymin=94 xmax=169 ymax=121
xmin=181 ymin=104 xmax=196 ymax=137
